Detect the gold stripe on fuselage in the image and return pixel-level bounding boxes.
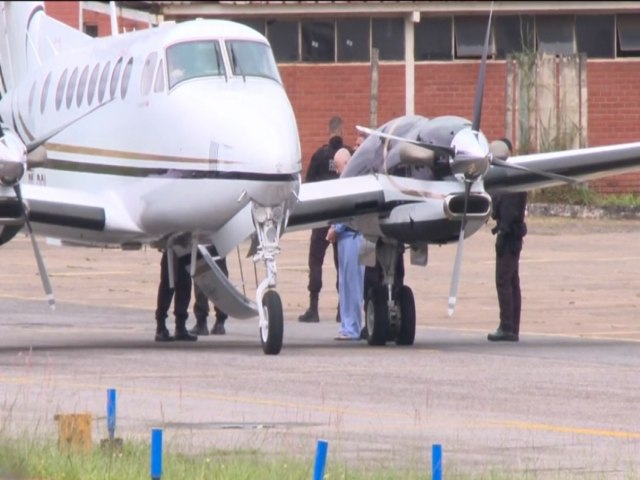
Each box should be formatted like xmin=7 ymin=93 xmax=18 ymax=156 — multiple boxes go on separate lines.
xmin=45 ymin=142 xmax=242 ymax=165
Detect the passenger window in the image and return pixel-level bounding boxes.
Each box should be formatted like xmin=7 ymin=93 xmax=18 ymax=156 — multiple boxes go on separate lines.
xmin=154 ymin=59 xmax=165 ymax=92
xmin=55 ymin=69 xmax=68 ymax=111
xmin=66 ymin=67 xmax=78 ymax=109
xmin=87 ymin=63 xmax=100 ymax=106
xmin=121 ymin=58 xmax=133 ymax=99
xmin=40 ymin=72 xmax=52 ymax=113
xmin=110 ymin=57 xmax=123 ymax=100
xmin=76 ymin=65 xmax=89 ymax=107
xmin=141 ymin=52 xmax=158 ymax=96
xmin=98 ymin=61 xmax=111 ymax=103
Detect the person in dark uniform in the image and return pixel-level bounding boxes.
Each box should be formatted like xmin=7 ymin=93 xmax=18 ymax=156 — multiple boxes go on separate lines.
xmin=487 ymin=138 xmax=527 ymax=342
xmin=154 ymin=250 xmax=198 ymax=342
xmin=189 ymin=252 xmax=229 ymax=336
xmin=298 ymin=116 xmax=349 ymax=323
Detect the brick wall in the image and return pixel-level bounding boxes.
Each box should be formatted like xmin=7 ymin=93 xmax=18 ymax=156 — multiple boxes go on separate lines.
xmin=45 ymin=1 xmax=149 ymax=36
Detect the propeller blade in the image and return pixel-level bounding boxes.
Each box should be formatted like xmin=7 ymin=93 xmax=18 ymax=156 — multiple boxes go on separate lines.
xmin=447 ymin=182 xmax=472 ymax=317
xmin=356 ymin=125 xmax=455 ymax=158
xmin=491 ymin=157 xmax=579 ymax=185
xmin=471 ymin=7 xmax=494 ymax=132
xmin=13 ymin=184 xmax=55 ymax=310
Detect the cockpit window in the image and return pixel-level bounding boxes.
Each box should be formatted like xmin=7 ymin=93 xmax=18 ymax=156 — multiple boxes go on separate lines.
xmin=166 ymin=41 xmax=225 ymax=89
xmin=225 ymin=40 xmax=281 ymax=83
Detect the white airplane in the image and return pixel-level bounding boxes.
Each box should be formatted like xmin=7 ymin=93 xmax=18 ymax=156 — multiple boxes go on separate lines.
xmin=288 ymin=10 xmax=640 ymax=347
xmin=0 ymin=2 xmax=301 ymax=354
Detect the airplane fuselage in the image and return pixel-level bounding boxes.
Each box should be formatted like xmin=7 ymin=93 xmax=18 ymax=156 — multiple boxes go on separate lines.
xmin=0 ymin=17 xmax=301 ymax=248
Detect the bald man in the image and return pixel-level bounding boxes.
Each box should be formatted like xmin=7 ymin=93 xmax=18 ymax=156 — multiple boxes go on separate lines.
xmin=327 ymin=148 xmax=364 ymax=340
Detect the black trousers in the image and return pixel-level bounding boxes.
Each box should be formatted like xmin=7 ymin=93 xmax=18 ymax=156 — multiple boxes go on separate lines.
xmin=306 ymin=226 xmax=339 ymax=295
xmin=495 ymin=248 xmax=522 ymax=335
xmin=193 ymin=256 xmax=229 ymax=324
xmin=155 ymin=251 xmax=192 ymax=331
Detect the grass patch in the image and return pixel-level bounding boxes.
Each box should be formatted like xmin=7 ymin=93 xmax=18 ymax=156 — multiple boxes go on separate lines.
xmin=0 ymin=434 xmax=432 ymax=480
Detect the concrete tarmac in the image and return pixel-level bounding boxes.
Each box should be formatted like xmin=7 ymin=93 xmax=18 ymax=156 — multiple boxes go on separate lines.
xmin=0 ymin=216 xmax=639 ymax=477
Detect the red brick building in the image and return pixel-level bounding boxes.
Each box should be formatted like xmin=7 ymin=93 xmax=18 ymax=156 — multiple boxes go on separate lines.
xmin=45 ymin=1 xmax=640 ymax=194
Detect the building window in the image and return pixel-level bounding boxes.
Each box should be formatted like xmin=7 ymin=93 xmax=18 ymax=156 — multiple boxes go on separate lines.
xmin=617 ymin=14 xmax=640 ymax=57
xmin=76 ymin=65 xmax=89 ymax=107
xmin=415 ymin=16 xmax=452 ymax=61
xmin=40 ymin=72 xmax=51 ymax=113
xmin=55 ymin=69 xmax=68 ymax=111
xmin=372 ymin=18 xmax=404 ymax=61
xmin=121 ymin=58 xmax=133 ymax=99
xmin=301 ymin=20 xmax=335 ymax=62
xmin=237 ymin=18 xmax=266 ymax=36
xmin=110 ymin=57 xmax=123 ymax=99
xmin=83 ymin=23 xmax=98 ymax=38
xmin=66 ymin=67 xmax=78 ymax=109
xmin=537 ymin=15 xmax=575 ymax=56
xmin=154 ymin=59 xmax=165 ymax=92
xmin=337 ymin=18 xmax=370 ymax=62
xmin=455 ymin=16 xmax=494 ymax=58
xmin=494 ymin=15 xmax=535 ymax=59
xmin=267 ymin=19 xmax=299 ymax=62
xmin=98 ymin=61 xmax=111 ymax=103
xmin=87 ymin=63 xmax=100 ymax=105
xmin=576 ymin=15 xmax=614 ymax=58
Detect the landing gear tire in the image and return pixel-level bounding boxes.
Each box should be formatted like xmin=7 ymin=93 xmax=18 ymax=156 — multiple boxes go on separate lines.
xmin=260 ymin=290 xmax=283 ymax=355
xmin=396 ymin=285 xmax=416 ymax=346
xmin=366 ymin=285 xmax=389 ymax=346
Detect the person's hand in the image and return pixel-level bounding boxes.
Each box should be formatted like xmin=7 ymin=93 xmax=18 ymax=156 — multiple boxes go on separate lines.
xmin=326 ymin=226 xmax=336 ymax=243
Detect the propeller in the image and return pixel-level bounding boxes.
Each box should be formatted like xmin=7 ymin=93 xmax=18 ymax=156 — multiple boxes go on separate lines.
xmin=445 ymin=7 xmax=494 ymax=317
xmin=0 ymin=129 xmax=55 ymax=310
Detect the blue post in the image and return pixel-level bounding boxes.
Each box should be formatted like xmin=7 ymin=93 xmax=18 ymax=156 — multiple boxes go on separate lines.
xmin=432 ymin=444 xmax=442 ymax=480
xmin=107 ymin=389 xmax=116 ymax=441
xmin=151 ymin=428 xmax=163 ymax=480
xmin=313 ymin=439 xmax=329 ymax=480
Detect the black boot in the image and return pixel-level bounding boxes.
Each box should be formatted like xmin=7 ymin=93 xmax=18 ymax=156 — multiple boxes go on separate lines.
xmin=174 ymin=317 xmax=198 ymax=341
xmin=189 ymin=318 xmax=209 ymax=336
xmin=155 ymin=316 xmax=174 ymax=342
xmin=298 ymin=293 xmax=319 ymax=323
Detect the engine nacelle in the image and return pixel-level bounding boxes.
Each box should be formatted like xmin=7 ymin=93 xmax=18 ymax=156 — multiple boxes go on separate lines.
xmin=0 ymin=196 xmax=25 ymax=245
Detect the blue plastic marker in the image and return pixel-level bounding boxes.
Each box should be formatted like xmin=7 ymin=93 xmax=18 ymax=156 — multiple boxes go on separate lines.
xmin=107 ymin=389 xmax=116 ymax=441
xmin=151 ymin=428 xmax=163 ymax=480
xmin=432 ymin=443 xmax=442 ymax=480
xmin=313 ymin=439 xmax=329 ymax=480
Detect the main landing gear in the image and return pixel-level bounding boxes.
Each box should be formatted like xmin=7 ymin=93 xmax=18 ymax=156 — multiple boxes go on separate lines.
xmin=252 ymin=203 xmax=287 ymax=355
xmin=364 ymin=241 xmax=416 ymax=347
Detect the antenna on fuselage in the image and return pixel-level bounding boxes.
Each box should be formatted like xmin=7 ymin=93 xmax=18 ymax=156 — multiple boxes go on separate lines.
xmin=110 ymin=1 xmax=119 ymax=36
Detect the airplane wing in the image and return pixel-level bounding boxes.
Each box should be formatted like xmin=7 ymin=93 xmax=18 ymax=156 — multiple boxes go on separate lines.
xmin=484 ymin=141 xmax=640 ymax=194
xmin=287 ymin=175 xmax=388 ymax=231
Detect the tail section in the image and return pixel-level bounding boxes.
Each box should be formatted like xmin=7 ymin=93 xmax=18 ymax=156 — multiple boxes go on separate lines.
xmin=0 ymin=1 xmax=90 ymax=95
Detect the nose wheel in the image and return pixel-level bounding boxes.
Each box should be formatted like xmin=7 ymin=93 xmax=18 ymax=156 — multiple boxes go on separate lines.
xmin=259 ymin=289 xmax=284 ymax=355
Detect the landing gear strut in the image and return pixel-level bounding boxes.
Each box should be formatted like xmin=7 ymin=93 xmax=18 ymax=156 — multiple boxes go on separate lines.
xmin=252 ymin=203 xmax=287 ymax=355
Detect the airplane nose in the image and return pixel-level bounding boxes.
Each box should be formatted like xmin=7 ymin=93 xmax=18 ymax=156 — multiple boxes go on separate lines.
xmin=208 ymin=83 xmax=301 ymax=175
